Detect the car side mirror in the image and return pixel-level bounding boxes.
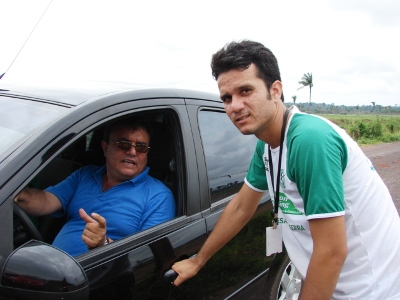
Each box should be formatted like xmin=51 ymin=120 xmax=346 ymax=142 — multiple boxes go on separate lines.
xmin=0 ymin=240 xmax=89 ymax=300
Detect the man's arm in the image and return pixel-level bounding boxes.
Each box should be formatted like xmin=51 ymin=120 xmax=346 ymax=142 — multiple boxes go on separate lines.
xmin=172 ymin=184 xmax=264 ymax=286
xmin=14 ymin=187 xmax=62 ymax=216
xmin=300 ymin=216 xmax=347 ymax=300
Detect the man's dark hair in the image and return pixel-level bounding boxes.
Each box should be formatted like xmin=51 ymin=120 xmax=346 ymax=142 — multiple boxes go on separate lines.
xmin=211 ymin=40 xmax=284 ymax=102
xmin=103 ymin=118 xmax=152 ymax=144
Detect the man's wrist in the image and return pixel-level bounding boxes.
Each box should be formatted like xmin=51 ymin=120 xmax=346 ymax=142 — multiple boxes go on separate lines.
xmin=192 ymin=254 xmax=207 ymax=270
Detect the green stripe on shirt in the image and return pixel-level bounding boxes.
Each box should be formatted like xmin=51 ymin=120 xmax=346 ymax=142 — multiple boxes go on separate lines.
xmin=286 ymin=114 xmax=347 ymax=216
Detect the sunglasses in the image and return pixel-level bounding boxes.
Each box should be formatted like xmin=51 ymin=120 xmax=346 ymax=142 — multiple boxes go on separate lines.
xmin=110 ymin=139 xmax=150 ymax=153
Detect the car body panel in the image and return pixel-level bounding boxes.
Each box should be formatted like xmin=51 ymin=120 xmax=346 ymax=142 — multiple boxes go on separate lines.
xmin=0 ymin=84 xmax=286 ymax=300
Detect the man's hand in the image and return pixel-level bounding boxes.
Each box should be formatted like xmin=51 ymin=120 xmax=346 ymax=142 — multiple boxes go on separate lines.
xmin=171 ymin=256 xmax=204 ymax=286
xmin=13 ymin=188 xmax=62 ymax=216
xmin=171 ymin=185 xmax=263 ymax=287
xmin=79 ymin=208 xmax=107 ymax=249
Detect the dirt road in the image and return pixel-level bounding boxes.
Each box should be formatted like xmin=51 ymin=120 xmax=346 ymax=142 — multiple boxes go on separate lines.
xmin=361 ymin=142 xmax=400 ymax=214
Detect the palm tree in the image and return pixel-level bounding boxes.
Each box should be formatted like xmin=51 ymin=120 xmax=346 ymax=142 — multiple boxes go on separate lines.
xmin=298 ymin=73 xmax=313 ymax=104
xmin=291 ymin=95 xmax=297 ymax=104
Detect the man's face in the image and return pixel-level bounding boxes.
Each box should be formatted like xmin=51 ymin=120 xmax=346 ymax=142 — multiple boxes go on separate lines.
xmin=217 ymin=64 xmax=280 ymax=137
xmin=101 ymin=126 xmax=149 ymax=183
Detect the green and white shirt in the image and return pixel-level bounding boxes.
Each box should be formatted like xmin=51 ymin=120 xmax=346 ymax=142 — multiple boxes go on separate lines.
xmin=245 ymin=106 xmax=400 ymax=299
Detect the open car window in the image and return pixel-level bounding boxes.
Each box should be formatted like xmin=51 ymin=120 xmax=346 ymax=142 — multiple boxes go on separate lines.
xmin=14 ymin=109 xmax=183 ymax=254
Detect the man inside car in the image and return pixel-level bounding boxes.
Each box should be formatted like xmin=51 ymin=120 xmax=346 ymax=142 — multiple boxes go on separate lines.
xmin=14 ymin=118 xmax=176 ymax=256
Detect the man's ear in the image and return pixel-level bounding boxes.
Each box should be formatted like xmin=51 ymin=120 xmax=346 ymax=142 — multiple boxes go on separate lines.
xmin=270 ymin=80 xmax=283 ymax=101
xmin=101 ymin=140 xmax=108 ymax=157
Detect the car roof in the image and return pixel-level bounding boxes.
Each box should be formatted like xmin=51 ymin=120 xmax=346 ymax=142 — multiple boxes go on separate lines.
xmin=0 ymin=81 xmax=221 ymax=106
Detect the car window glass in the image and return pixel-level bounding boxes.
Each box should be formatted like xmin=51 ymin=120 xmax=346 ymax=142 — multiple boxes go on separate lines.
xmin=198 ymin=110 xmax=257 ymax=203
xmin=0 ymin=98 xmax=61 ymax=156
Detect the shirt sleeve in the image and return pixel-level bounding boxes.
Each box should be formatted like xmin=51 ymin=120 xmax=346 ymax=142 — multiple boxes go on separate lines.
xmin=45 ymin=166 xmax=89 ymax=216
xmin=245 ymin=140 xmax=269 ymax=191
xmin=139 ymin=182 xmax=176 ymax=230
xmin=286 ymin=114 xmax=348 ymax=218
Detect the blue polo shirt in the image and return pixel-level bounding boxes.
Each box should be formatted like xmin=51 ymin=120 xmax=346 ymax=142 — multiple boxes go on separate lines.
xmin=46 ymin=165 xmax=175 ymax=256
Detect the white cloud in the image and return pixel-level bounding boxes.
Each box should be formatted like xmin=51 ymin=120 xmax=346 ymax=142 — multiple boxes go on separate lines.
xmin=328 ymin=0 xmax=400 ymax=27
xmin=1 ymin=0 xmax=399 ymax=107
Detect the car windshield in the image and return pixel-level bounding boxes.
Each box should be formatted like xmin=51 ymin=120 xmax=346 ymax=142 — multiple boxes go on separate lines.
xmin=0 ymin=97 xmax=63 ymax=157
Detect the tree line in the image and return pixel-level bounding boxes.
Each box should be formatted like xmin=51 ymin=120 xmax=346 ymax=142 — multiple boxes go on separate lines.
xmin=291 ymin=73 xmax=399 ymax=115
xmin=286 ymin=102 xmax=400 ymax=115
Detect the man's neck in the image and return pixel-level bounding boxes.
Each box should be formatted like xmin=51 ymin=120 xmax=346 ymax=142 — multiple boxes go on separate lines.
xmin=257 ymin=104 xmax=290 ymax=148
xmin=102 ymin=172 xmax=123 ymax=192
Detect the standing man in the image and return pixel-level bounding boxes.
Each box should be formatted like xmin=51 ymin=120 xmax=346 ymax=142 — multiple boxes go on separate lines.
xmin=172 ymin=40 xmax=400 ymax=299
xmin=15 ymin=118 xmax=176 ymax=256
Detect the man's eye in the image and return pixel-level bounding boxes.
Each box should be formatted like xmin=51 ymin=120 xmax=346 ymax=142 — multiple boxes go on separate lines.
xmin=222 ymin=96 xmax=232 ymax=103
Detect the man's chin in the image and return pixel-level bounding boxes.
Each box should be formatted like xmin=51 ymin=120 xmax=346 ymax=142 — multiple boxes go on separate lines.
xmin=237 ymin=126 xmax=254 ymax=136
xmin=121 ymin=166 xmax=146 ymax=179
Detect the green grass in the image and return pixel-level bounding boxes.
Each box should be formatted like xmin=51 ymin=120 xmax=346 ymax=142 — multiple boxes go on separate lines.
xmin=318 ymin=114 xmax=400 ymax=145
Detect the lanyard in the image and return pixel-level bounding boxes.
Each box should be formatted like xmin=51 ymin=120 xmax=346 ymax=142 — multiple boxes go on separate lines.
xmin=268 ymin=108 xmax=290 ymax=228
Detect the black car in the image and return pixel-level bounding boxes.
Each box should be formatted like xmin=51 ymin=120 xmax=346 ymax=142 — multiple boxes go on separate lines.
xmin=0 ymin=82 xmax=301 ymax=300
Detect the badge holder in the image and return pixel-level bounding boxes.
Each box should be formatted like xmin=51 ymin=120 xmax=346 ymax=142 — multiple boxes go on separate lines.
xmin=266 ymin=108 xmax=289 ymax=256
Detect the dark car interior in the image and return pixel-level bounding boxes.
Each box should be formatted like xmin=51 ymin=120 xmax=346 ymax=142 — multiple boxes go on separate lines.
xmin=14 ymin=110 xmax=183 ymax=248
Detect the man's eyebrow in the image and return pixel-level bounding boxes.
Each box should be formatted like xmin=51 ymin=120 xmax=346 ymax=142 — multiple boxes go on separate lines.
xmin=220 ymin=92 xmax=230 ymax=100
xmin=238 ymin=83 xmax=253 ymax=91
xmin=114 ymin=137 xmax=129 ymax=141
xmin=220 ymin=82 xmax=254 ymax=100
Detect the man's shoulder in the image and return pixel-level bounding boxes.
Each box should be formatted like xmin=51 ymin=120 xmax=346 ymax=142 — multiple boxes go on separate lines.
xmin=288 ymin=113 xmax=346 ymax=146
xmin=291 ymin=113 xmax=331 ymax=132
xmin=146 ymin=175 xmax=172 ymax=192
xmin=75 ymin=165 xmax=103 ymax=177
xmin=80 ymin=164 xmax=102 ymax=171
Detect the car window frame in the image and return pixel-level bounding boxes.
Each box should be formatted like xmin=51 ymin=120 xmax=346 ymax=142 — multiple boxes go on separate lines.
xmin=4 ymin=98 xmax=197 ymax=254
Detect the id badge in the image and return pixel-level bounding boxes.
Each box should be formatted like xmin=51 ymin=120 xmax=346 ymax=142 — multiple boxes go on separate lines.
xmin=266 ymin=225 xmax=283 ymax=256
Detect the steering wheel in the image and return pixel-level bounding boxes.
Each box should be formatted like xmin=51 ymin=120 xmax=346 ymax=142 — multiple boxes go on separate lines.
xmin=13 ymin=201 xmax=43 ymax=242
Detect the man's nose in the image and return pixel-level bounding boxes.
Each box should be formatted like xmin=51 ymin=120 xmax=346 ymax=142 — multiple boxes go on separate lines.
xmin=127 ymin=144 xmax=137 ymax=155
xmin=231 ymin=95 xmax=244 ymax=112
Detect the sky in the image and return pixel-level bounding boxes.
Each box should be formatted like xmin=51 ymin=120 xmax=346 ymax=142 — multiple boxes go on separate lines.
xmin=1 ymin=0 xmax=399 ymax=107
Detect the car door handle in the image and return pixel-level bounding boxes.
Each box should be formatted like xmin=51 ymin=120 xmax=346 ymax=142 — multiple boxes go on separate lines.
xmin=163 ymin=269 xmax=178 ymax=284
xmin=163 ymin=254 xmax=196 ymax=285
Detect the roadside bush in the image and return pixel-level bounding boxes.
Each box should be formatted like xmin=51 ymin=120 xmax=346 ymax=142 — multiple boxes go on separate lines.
xmin=350 ymin=120 xmax=382 ymax=140
xmin=350 ymin=125 xmax=359 ymax=140
xmin=386 ymin=121 xmax=400 ymax=134
xmin=320 ymin=114 xmax=400 ymax=145
xmin=370 ymin=120 xmax=383 ymax=138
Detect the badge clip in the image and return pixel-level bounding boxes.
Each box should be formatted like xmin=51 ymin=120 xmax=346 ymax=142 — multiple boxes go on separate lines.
xmin=272 ymin=213 xmax=278 ymax=229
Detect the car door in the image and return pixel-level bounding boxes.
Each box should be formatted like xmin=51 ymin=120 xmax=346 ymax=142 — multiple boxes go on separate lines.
xmin=1 ymin=95 xmax=209 ymax=300
xmin=73 ymin=96 xmax=211 ymax=300
xmin=186 ymin=99 xmax=276 ymax=299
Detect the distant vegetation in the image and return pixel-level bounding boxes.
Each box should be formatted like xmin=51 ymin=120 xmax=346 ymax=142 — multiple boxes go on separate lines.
xmin=297 ymin=72 xmax=313 ymax=104
xmin=321 ymin=114 xmax=400 ymax=145
xmin=286 ymin=102 xmax=400 ymax=145
xmin=288 ymin=102 xmax=400 ymax=115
